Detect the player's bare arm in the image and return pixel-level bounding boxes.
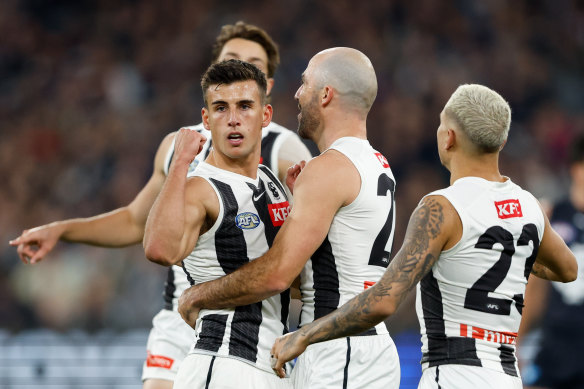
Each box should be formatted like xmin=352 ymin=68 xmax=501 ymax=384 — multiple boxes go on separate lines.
xmin=144 ymin=129 xmax=213 ymax=266
xmin=9 ymin=132 xmax=176 ymax=264
xmin=177 ymin=150 xmax=357 ymax=325
xmin=270 ymin=195 xmax=459 ymax=377
xmin=530 ymin=201 xmax=577 ymax=282
xmin=275 ymin=133 xmax=312 ymax=184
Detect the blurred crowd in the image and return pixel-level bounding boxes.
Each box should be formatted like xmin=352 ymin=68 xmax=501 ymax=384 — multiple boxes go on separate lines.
xmin=1 ymin=0 xmax=583 ymax=333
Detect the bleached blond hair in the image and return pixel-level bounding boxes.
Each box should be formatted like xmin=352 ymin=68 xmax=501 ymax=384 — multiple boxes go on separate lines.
xmin=444 ymin=84 xmax=511 ymax=153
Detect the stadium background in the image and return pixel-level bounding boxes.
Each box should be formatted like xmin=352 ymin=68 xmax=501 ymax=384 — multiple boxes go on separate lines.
xmin=1 ymin=0 xmax=582 ymax=387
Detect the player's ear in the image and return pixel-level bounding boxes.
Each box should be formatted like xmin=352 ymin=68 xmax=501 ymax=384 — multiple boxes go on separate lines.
xmin=262 ymin=104 xmax=273 ymax=128
xmin=445 ymin=128 xmax=456 ymax=150
xmin=202 ymin=107 xmax=210 ymax=130
xmin=321 ymin=86 xmax=334 ymax=107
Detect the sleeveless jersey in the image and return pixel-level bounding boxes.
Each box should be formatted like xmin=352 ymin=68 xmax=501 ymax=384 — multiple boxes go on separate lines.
xmin=160 ymin=121 xmax=297 ymax=312
xmin=298 ymin=137 xmax=396 ymax=336
xmin=182 ymin=161 xmax=290 ymax=373
xmin=416 ymin=177 xmax=545 ymax=376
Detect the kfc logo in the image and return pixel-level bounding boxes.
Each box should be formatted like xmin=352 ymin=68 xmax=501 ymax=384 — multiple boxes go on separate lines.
xmin=268 ymin=202 xmax=290 ymax=226
xmin=375 ymin=152 xmax=390 ymax=168
xmin=146 ymin=352 xmax=174 ymax=369
xmin=494 ymin=199 xmax=523 ymax=219
xmin=364 ymin=281 xmax=375 ymax=290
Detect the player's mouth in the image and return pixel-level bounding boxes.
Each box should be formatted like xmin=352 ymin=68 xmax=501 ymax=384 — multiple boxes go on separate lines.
xmin=228 ymin=132 xmax=244 ymax=146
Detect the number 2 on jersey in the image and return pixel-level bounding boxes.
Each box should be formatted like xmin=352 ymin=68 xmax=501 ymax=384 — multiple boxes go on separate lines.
xmin=368 ymin=173 xmax=395 ymax=268
xmin=464 ymin=224 xmax=539 ymax=315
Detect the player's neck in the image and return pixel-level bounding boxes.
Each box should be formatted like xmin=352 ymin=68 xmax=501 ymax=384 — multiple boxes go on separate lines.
xmin=317 ymin=115 xmax=367 ymax=152
xmin=206 ymin=149 xmax=259 ymax=179
xmin=448 ymin=153 xmax=504 ymax=185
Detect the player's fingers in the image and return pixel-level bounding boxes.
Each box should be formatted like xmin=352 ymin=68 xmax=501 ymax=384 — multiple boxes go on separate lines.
xmin=273 ymin=356 xmax=286 ymax=378
xmin=8 ymin=236 xmax=22 ymax=246
xmin=30 ymin=246 xmax=50 ymax=264
xmin=17 ymin=244 xmax=34 ymax=264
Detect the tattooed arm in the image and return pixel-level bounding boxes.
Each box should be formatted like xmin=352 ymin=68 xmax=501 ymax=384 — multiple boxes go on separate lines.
xmin=270 ymin=195 xmax=462 ymax=377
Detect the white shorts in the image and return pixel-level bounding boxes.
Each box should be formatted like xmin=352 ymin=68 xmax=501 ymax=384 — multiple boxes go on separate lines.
xmin=418 ymin=365 xmax=522 ymax=389
xmin=291 ymin=334 xmax=400 ymax=389
xmin=141 ymin=309 xmax=196 ymax=382
xmin=174 ymin=353 xmax=292 ymax=389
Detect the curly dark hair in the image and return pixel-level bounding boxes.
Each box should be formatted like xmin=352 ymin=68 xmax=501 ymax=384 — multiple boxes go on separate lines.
xmin=211 ymin=21 xmax=280 ymax=78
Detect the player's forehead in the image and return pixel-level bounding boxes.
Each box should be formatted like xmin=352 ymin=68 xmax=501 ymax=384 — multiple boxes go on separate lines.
xmin=205 ymin=79 xmax=261 ymax=104
xmin=217 ymin=38 xmax=269 ymax=75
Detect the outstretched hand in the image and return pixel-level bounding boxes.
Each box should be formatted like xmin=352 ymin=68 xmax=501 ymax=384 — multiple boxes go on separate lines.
xmin=285 ymin=160 xmax=306 ymax=195
xmin=178 ymin=284 xmax=200 ymax=330
xmin=270 ymin=330 xmax=309 ymax=378
xmin=9 ymin=223 xmax=64 ymax=264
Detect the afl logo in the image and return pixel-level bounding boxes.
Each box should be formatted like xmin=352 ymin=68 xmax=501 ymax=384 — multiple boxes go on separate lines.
xmin=235 ymin=212 xmax=261 ymax=230
xmin=187 ymin=159 xmax=199 ymax=174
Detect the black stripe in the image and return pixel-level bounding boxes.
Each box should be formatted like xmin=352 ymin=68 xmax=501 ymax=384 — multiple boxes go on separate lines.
xmin=181 ymin=262 xmax=195 ymax=286
xmin=435 ymin=366 xmax=442 ymax=389
xmin=260 ymin=131 xmax=279 ymax=172
xmin=166 ymin=149 xmax=175 ymax=172
xmin=312 ymin=236 xmax=340 ymax=319
xmin=247 ymin=180 xmax=278 ymax=246
xmin=195 ymin=314 xmax=228 ymax=352
xmin=259 ymin=165 xmax=286 ymax=196
xmin=420 ymin=271 xmax=481 ymax=367
xmin=229 ymin=302 xmax=262 ymax=362
xmin=499 ymin=344 xmax=518 ymax=376
xmin=204 ymin=138 xmax=213 ymax=158
xmin=209 ymin=178 xmax=250 ymax=274
xmin=204 ymin=356 xmax=216 ymax=389
xmin=343 ymin=337 xmax=351 ymax=389
xmin=280 ymin=290 xmax=290 ymax=334
xmin=162 ymin=267 xmax=176 ymax=310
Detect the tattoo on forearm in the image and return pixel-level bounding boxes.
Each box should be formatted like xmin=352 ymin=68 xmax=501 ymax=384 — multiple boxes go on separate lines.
xmin=530 ymin=262 xmax=553 ymax=280
xmin=307 ymin=198 xmax=444 ymax=343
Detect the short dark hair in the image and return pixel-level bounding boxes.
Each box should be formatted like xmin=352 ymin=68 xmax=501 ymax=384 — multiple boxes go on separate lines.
xmin=211 ymin=21 xmax=280 ymax=78
xmin=569 ymin=134 xmax=584 ymax=165
xmin=200 ymin=60 xmax=267 ymax=107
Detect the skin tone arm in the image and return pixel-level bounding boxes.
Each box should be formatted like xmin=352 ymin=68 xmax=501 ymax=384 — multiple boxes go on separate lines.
xmin=276 ymin=134 xmax=313 ymax=184
xmin=178 ymin=150 xmax=358 ymax=328
xmin=529 ymin=201 xmax=577 ymax=282
xmin=143 ymin=128 xmax=214 ymax=266
xmin=9 ymin=132 xmax=176 ymax=264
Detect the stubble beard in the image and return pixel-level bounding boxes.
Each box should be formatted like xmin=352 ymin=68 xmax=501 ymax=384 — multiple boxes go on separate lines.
xmin=297 ymin=100 xmax=320 ymax=141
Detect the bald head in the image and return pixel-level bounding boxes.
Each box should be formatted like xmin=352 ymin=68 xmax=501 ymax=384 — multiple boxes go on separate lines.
xmin=309 ymin=47 xmax=377 ymax=113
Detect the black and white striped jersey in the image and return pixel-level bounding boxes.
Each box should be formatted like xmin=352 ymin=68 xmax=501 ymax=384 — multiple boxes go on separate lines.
xmin=160 ymin=121 xmax=307 ymax=312
xmin=182 ymin=161 xmax=290 ymax=373
xmin=298 ymin=137 xmax=396 ymax=336
xmin=416 ymin=177 xmax=545 ymax=376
